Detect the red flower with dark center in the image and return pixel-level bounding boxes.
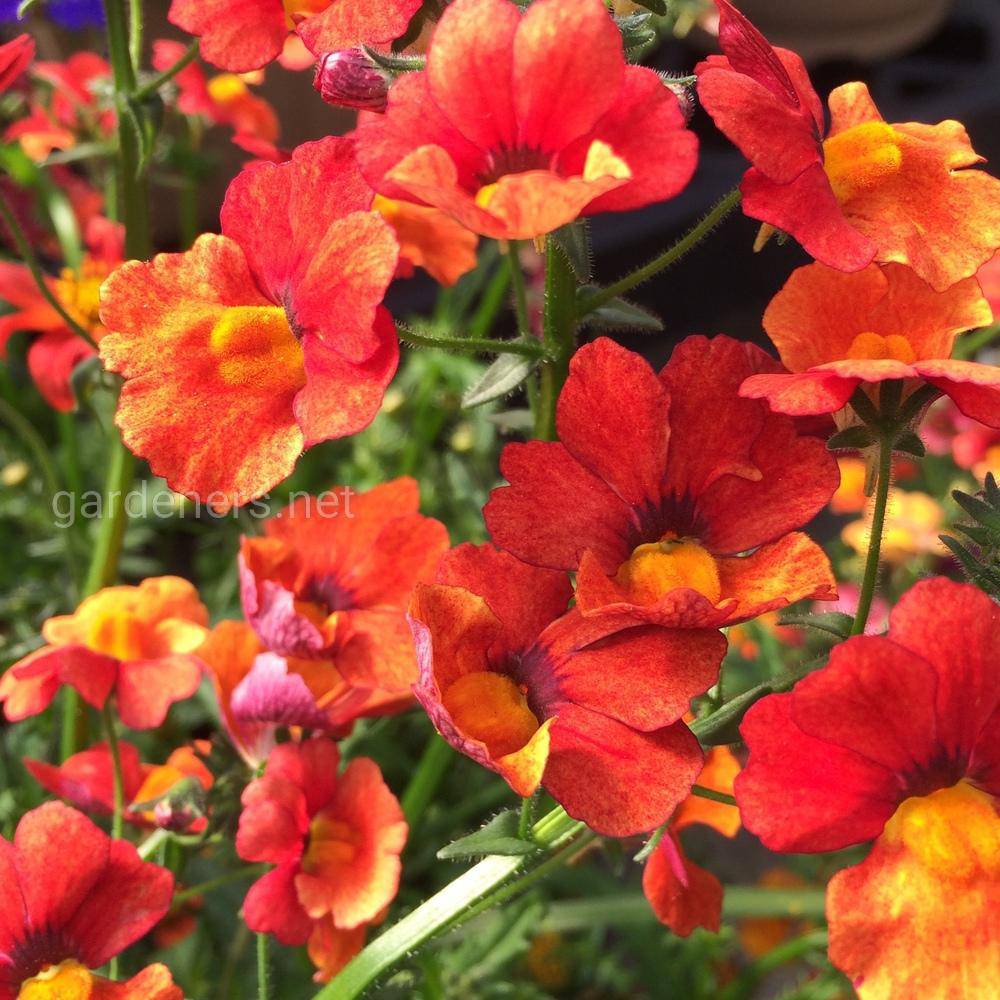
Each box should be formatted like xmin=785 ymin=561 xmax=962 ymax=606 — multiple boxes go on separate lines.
xmin=409 ymin=543 xmax=727 ymax=837
xmin=484 ymin=336 xmax=838 ymax=630
xmin=696 ymin=0 xmax=1000 ymax=291
xmin=355 ymin=0 xmax=698 ymax=240
xmin=0 ymin=802 xmax=179 ymax=1000
xmin=736 ymin=578 xmax=1000 ymax=999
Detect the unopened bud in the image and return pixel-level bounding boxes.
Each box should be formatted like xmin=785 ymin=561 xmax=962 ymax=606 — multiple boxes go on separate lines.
xmin=313 ymin=49 xmax=390 ymax=113
xmin=146 ymin=776 xmax=206 ymax=833
xmin=659 ymin=73 xmax=696 ymax=124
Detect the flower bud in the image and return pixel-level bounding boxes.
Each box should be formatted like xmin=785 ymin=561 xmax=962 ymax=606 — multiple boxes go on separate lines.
xmin=312 ymin=49 xmax=390 ymax=113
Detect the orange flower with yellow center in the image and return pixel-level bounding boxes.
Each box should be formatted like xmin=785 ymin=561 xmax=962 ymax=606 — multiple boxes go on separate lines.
xmin=737 ymin=578 xmax=1000 ymax=999
xmin=741 ymin=261 xmax=998 ymax=430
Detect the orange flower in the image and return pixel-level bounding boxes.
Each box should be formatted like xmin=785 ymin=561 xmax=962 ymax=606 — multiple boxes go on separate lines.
xmin=99 ymin=137 xmax=400 ymax=510
xmin=235 ymin=737 xmax=406 ymax=981
xmin=357 ymin=0 xmax=698 ymax=241
xmin=167 ymin=0 xmax=423 ymax=72
xmin=697 ymin=1 xmax=1000 ymax=290
xmin=0 ymin=216 xmax=122 ymax=411
xmin=842 ymin=489 xmax=946 ymax=565
xmin=0 ymin=576 xmax=207 ymax=729
xmin=642 ymin=747 xmax=740 ymax=936
xmin=152 ymin=40 xmax=279 ymax=145
xmin=741 ymin=262 xmax=996 ymax=427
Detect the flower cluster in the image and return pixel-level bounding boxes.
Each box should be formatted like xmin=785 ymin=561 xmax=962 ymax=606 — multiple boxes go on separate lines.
xmin=1 ymin=0 xmax=999 ymax=995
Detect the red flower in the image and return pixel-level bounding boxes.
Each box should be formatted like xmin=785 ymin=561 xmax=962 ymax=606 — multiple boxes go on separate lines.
xmin=0 ymin=216 xmax=122 ymax=411
xmin=740 ymin=262 xmax=997 ymax=426
xmin=642 ymin=747 xmax=740 ymax=937
xmin=356 ymin=0 xmax=697 ymax=240
xmin=152 ymin=40 xmax=279 ymax=145
xmin=0 ymin=576 xmax=207 ymax=729
xmin=484 ymin=337 xmax=838 ymax=630
xmin=0 ymin=34 xmax=33 ymax=94
xmin=99 ymin=137 xmax=400 ymax=510
xmin=168 ymin=0 xmax=422 ymax=72
xmin=696 ymin=0 xmax=1000 ymax=291
xmin=409 ymin=543 xmax=727 ymax=837
xmin=240 ymin=478 xmax=448 ymax=680
xmin=235 ymin=737 xmax=406 ymax=976
xmin=736 ymin=578 xmax=1000 ymax=999
xmin=0 ymin=802 xmax=179 ymax=1000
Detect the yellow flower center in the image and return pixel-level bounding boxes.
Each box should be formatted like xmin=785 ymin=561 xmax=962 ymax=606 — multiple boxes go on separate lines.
xmin=208 ymin=305 xmax=306 ymax=393
xmin=86 ymin=609 xmax=145 ymax=660
xmin=442 ymin=672 xmax=540 ymax=758
xmin=615 ymin=537 xmax=722 ymax=606
xmin=883 ymin=781 xmax=1000 ymax=881
xmin=283 ymin=0 xmax=329 ymax=27
xmin=302 ymin=812 xmax=358 ymax=877
xmin=823 ymin=121 xmax=904 ymax=203
xmin=18 ymin=960 xmax=93 ymax=1000
xmin=206 ymin=73 xmax=251 ymax=108
xmin=53 ymin=261 xmax=108 ymax=336
xmin=845 ymin=331 xmax=917 ymax=364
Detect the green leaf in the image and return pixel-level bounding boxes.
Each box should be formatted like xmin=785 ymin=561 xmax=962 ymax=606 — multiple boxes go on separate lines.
xmin=551 ymin=222 xmax=592 ymax=282
xmin=616 ymin=12 xmax=657 ymax=51
xmin=777 ymin=611 xmax=854 ymax=639
xmin=628 ymin=0 xmax=668 ymax=13
xmin=827 ymin=426 xmax=875 ymax=451
xmin=437 ymin=810 xmax=539 ymax=860
xmin=952 ymin=490 xmax=1000 ymax=537
xmin=893 ymin=429 xmax=925 ymax=457
xmin=462 ymin=354 xmax=537 ymax=408
xmin=577 ymin=286 xmax=663 ymax=332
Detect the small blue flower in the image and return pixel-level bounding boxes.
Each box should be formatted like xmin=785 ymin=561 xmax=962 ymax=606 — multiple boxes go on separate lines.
xmin=0 ymin=0 xmax=105 ymax=30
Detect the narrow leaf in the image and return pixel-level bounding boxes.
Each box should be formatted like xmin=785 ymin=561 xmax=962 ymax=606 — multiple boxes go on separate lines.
xmin=463 ymin=354 xmax=537 ymax=408
xmin=777 ymin=611 xmax=854 ymax=639
xmin=437 ymin=810 xmax=538 ymax=860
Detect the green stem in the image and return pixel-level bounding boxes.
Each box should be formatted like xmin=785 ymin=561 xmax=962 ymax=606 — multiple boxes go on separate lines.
xmin=0 ymin=192 xmax=98 ymax=349
xmin=690 ymin=785 xmax=737 ymax=807
xmin=313 ymin=807 xmax=583 ymax=999
xmin=533 ymin=237 xmax=576 ymax=440
xmin=400 ymin=735 xmax=453 ymax=828
xmin=83 ymin=436 xmax=136 ymax=595
xmin=851 ymin=433 xmax=893 ymax=636
xmin=506 ymin=240 xmax=531 ymax=338
xmin=128 ymin=0 xmax=143 ymax=71
xmin=172 ymin=865 xmax=269 ymax=907
xmin=516 ymin=793 xmax=537 ymax=840
xmin=468 ymin=261 xmax=511 ymax=338
xmin=396 ymin=322 xmax=546 ymax=359
xmin=257 ymin=932 xmax=272 ymax=1000
xmin=102 ymin=703 xmax=125 ymax=840
xmin=577 ymin=188 xmax=741 ymax=316
xmin=134 ymin=40 xmax=200 ymax=102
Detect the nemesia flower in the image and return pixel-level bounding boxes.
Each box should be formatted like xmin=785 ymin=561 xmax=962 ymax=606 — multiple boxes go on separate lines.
xmin=741 ymin=262 xmax=997 ymax=428
xmin=306 ymin=916 xmax=372 ymax=984
xmin=356 ymin=0 xmax=698 ymax=240
xmin=373 ymin=195 xmax=479 ymax=287
xmin=0 ymin=216 xmax=121 ymax=410
xmin=696 ymin=0 xmax=1000 ymax=290
xmin=235 ymin=737 xmax=406 ymax=978
xmin=642 ymin=747 xmax=740 ymax=936
xmin=6 ymin=53 xmax=115 ymax=161
xmin=409 ymin=543 xmax=728 ymax=836
xmin=167 ymin=0 xmax=423 ymax=72
xmin=737 ymin=578 xmax=1000 ymax=999
xmin=153 ymin=40 xmax=279 ymax=146
xmin=0 ymin=34 xmax=33 ymax=94
xmin=198 ymin=619 xmax=411 ymax=767
xmin=131 ymin=743 xmax=214 ymax=832
xmin=0 ymin=802 xmax=180 ymax=1000
xmin=313 ymin=49 xmax=389 ymax=112
xmin=484 ymin=337 xmax=838 ymax=630
xmin=241 ymin=478 xmax=448 ymax=683
xmin=924 ymin=397 xmax=1000 ymax=478
xmin=842 ymin=489 xmax=946 ymax=565
xmin=23 ymin=741 xmax=147 ymax=821
xmin=0 ymin=576 xmax=207 ymax=729
xmin=99 ymin=137 xmax=400 ymax=510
